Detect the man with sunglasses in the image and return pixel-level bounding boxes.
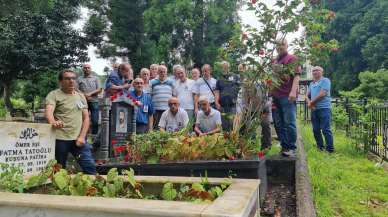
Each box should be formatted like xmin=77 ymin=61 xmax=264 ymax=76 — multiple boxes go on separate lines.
xmin=130 ymin=78 xmax=154 ymax=134
xmin=45 ymin=69 xmax=96 ymax=174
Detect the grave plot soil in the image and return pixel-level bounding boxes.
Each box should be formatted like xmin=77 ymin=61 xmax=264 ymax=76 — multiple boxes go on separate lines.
xmin=261 ymin=183 xmax=296 ymax=217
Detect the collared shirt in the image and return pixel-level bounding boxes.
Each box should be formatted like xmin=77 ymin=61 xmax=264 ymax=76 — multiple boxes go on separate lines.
xmin=174 ymin=78 xmax=195 ymax=110
xmin=193 ymin=77 xmax=217 ymax=103
xmin=196 ymin=108 xmax=222 ymax=133
xmin=105 ymin=70 xmax=132 ymax=96
xmin=130 ymin=90 xmax=154 ymax=125
xmin=150 ymin=78 xmax=175 ymax=110
xmin=215 ymin=74 xmax=240 ymax=107
xmin=77 ymin=74 xmax=101 ymax=102
xmin=309 ymin=77 xmax=331 ymax=109
xmin=45 ymin=89 xmax=88 ymax=140
xmin=270 ymin=52 xmax=301 ymax=97
xmin=158 ymin=108 xmax=189 ymax=132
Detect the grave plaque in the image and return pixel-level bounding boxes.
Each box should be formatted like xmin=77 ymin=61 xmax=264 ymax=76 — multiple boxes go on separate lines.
xmin=0 ymin=122 xmax=55 ymax=175
xmin=109 ymin=101 xmax=136 ymax=158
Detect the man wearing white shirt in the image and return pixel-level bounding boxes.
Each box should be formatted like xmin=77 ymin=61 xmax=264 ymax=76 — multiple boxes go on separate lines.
xmin=195 ymin=96 xmax=222 ymax=136
xmin=193 ymin=64 xmax=217 ymax=114
xmin=159 ymin=97 xmax=189 ymax=133
xmin=174 ymin=66 xmax=195 ymax=118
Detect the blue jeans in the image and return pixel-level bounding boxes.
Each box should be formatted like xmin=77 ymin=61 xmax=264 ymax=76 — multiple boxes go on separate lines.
xmin=88 ymin=102 xmax=99 ymax=134
xmin=272 ymin=96 xmax=297 ymax=150
xmin=55 ymin=140 xmax=96 ymax=174
xmin=311 ymin=108 xmax=334 ymax=152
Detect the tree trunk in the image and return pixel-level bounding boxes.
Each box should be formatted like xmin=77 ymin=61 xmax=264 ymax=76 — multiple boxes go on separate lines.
xmin=192 ymin=0 xmax=204 ymax=67
xmin=2 ymin=81 xmax=14 ymax=114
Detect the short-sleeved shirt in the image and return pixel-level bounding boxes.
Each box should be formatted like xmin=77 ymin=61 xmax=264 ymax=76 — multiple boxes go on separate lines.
xmin=215 ymin=74 xmax=240 ymax=108
xmin=158 ymin=108 xmax=189 ymax=132
xmin=130 ymin=90 xmax=154 ymax=125
xmin=45 ymin=89 xmax=88 ymax=140
xmin=150 ymin=79 xmax=175 ymax=111
xmin=193 ymin=77 xmax=217 ymax=103
xmin=270 ymin=53 xmax=301 ymax=97
xmin=309 ymin=77 xmax=331 ymax=109
xmin=77 ymin=74 xmax=101 ymax=102
xmin=196 ymin=108 xmax=222 ymax=133
xmin=174 ymin=79 xmax=195 ymax=110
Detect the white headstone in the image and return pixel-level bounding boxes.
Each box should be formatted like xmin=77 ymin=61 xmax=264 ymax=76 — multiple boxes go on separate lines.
xmin=0 ymin=122 xmax=56 ymax=175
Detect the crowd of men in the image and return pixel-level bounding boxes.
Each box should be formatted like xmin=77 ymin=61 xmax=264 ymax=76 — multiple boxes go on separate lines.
xmin=44 ymin=39 xmax=334 ymax=175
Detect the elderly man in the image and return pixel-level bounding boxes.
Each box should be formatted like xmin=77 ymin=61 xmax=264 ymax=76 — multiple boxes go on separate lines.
xmin=45 ymin=69 xmax=96 ymax=174
xmin=191 ymin=68 xmax=201 ymax=81
xmin=306 ymin=66 xmax=334 ymax=153
xmin=194 ymin=96 xmax=222 ymax=136
xmin=150 ymin=65 xmax=175 ymax=128
xmin=140 ymin=68 xmax=151 ymax=95
xmin=193 ymin=64 xmax=217 ymax=114
xmin=271 ymin=39 xmax=301 ymax=157
xmin=77 ymin=64 xmax=102 ymax=135
xmin=159 ymin=97 xmax=189 ymax=132
xmin=105 ymin=63 xmax=133 ymax=96
xmin=174 ymin=66 xmax=195 ymax=118
xmin=215 ymin=61 xmax=240 ymax=131
xmin=149 ymin=64 xmax=159 ymax=80
xmin=130 ymin=78 xmax=154 ymax=134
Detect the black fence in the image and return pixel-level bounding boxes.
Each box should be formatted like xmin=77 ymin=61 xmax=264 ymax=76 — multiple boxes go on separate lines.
xmin=297 ymin=99 xmax=388 ymax=162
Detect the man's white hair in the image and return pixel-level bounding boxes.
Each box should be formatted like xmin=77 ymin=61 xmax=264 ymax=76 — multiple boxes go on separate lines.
xmin=221 ymin=61 xmax=230 ymax=68
xmin=312 ymin=66 xmax=324 ymax=72
xmin=198 ymin=95 xmax=209 ymax=103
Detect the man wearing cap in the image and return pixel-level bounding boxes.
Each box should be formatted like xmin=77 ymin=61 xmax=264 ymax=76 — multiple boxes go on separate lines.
xmin=194 ymin=96 xmax=222 ymax=136
xmin=306 ymin=66 xmax=334 ymax=153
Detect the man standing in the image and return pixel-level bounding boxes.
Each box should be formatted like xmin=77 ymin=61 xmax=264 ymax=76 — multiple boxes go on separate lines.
xmin=159 ymin=97 xmax=189 ymax=133
xmin=150 ymin=65 xmax=175 ymax=127
xmin=191 ymin=68 xmax=201 ymax=81
xmin=215 ymin=61 xmax=240 ymax=131
xmin=271 ymin=39 xmax=301 ymax=157
xmin=194 ymin=96 xmax=222 ymax=136
xmin=77 ymin=64 xmax=102 ymax=135
xmin=306 ymin=66 xmax=334 ymax=153
xmin=193 ymin=64 xmax=217 ymax=114
xmin=174 ymin=66 xmax=195 ymax=118
xmin=150 ymin=64 xmax=159 ymax=80
xmin=140 ymin=68 xmax=151 ymax=95
xmin=105 ymin=63 xmax=132 ymax=96
xmin=45 ymin=69 xmax=96 ymax=174
xmin=130 ymin=78 xmax=154 ymax=134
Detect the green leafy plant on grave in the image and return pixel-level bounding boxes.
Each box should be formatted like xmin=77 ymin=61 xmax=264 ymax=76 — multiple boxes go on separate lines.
xmin=0 ymin=162 xmax=230 ymax=203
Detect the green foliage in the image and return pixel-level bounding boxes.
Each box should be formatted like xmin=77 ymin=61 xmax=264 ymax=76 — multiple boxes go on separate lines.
xmin=0 ymin=163 xmax=25 ymax=193
xmin=331 ymin=104 xmax=349 ymax=130
xmin=322 ymin=0 xmax=388 ymax=93
xmin=161 ymin=182 xmax=177 ymax=201
xmin=353 ymin=69 xmax=388 ymax=100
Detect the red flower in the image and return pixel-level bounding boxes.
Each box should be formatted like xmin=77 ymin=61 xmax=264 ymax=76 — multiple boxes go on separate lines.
xmin=134 ymin=101 xmax=142 ymax=106
xmin=251 ymin=0 xmax=257 ymax=4
xmin=266 ymin=79 xmax=273 ymax=86
xmin=258 ymin=151 xmax=265 ymax=159
xmin=124 ymin=154 xmax=130 ymax=162
xmin=111 ymin=139 xmax=118 ymax=145
xmin=258 ymin=48 xmax=265 ymax=56
xmin=330 ymin=47 xmax=339 ymax=52
xmin=119 ymin=91 xmax=124 ymax=96
xmin=228 ymin=156 xmax=236 ymax=161
xmin=241 ymin=32 xmax=248 ymax=40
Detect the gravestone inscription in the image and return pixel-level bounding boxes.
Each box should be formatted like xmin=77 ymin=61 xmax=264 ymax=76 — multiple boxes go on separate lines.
xmin=0 ymin=122 xmax=55 ymax=174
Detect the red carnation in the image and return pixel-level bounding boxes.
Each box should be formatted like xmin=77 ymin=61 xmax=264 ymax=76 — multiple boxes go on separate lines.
xmin=119 ymin=91 xmax=124 ymax=96
xmin=228 ymin=156 xmax=236 ymax=161
xmin=266 ymin=79 xmax=273 ymax=86
xmin=251 ymin=0 xmax=257 ymax=4
xmin=258 ymin=151 xmax=265 ymax=159
xmin=111 ymin=139 xmax=118 ymax=145
xmin=124 ymin=154 xmax=130 ymax=162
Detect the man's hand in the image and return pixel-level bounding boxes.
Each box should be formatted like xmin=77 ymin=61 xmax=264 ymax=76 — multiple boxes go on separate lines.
xmin=288 ymin=91 xmax=297 ymax=102
xmin=215 ymin=102 xmax=221 ymax=111
xmin=51 ymin=120 xmax=64 ymax=129
xmin=198 ymin=132 xmax=206 ymax=137
xmin=122 ymin=83 xmax=131 ymax=89
xmin=308 ymin=101 xmax=316 ymax=110
xmin=75 ymin=137 xmax=86 ymax=147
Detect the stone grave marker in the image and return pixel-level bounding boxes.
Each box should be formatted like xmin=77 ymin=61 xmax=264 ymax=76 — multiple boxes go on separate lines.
xmin=0 ymin=122 xmax=55 ymax=175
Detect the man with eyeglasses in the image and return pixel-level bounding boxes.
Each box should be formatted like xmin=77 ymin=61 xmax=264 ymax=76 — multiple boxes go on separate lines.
xmin=158 ymin=97 xmax=189 ymax=133
xmin=45 ymin=69 xmax=96 ymax=174
xmin=130 ymin=78 xmax=154 ymax=134
xmin=77 ymin=64 xmax=102 ymax=135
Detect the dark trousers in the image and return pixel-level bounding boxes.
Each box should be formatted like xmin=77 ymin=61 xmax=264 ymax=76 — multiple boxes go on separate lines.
xmin=272 ymin=96 xmax=297 ymax=150
xmin=55 ymin=140 xmax=96 ymax=174
xmin=311 ymin=108 xmax=334 ymax=152
xmin=153 ymin=110 xmax=165 ymax=129
xmin=136 ymin=123 xmax=149 ymax=134
xmin=261 ymin=113 xmax=272 ymax=150
xmin=88 ymin=101 xmax=99 ymax=134
xmin=220 ymin=106 xmax=236 ymax=131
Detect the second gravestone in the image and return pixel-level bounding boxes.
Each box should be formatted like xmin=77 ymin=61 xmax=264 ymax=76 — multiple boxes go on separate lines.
xmin=0 ymin=122 xmax=56 ymax=175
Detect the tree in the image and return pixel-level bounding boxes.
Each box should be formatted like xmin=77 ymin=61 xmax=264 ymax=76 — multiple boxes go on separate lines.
xmin=322 ymin=0 xmax=388 ymax=93
xmin=0 ymin=0 xmax=89 ymax=112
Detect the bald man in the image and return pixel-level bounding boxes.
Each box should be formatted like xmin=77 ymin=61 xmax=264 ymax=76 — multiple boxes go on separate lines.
xmin=158 ymin=97 xmax=189 ymax=133
xmin=77 ymin=64 xmax=102 ymax=134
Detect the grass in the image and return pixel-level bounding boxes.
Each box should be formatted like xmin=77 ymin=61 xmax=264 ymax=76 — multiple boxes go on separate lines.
xmin=299 ymin=121 xmax=388 ymax=217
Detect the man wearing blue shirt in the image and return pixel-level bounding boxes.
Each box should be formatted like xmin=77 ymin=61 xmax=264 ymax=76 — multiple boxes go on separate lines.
xmin=130 ymin=78 xmax=154 ymax=134
xmin=306 ymin=66 xmax=334 ymax=153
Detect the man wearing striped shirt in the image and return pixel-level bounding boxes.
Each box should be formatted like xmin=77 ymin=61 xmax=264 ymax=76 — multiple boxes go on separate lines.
xmin=150 ymin=65 xmax=175 ymax=128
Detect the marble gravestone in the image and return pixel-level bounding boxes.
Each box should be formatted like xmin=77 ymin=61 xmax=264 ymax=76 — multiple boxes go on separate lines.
xmin=0 ymin=122 xmax=55 ymax=175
